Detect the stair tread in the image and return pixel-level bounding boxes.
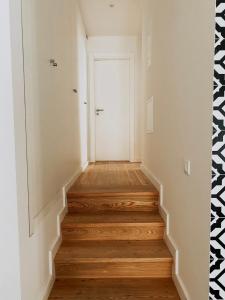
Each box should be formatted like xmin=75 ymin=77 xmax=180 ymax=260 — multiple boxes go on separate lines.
xmin=49 ymin=278 xmax=180 ymax=299
xmin=55 ymin=240 xmax=172 ymax=263
xmin=67 ymin=185 xmax=158 ymax=198
xmin=68 ymin=163 xmax=158 ymax=198
xmin=62 ymin=212 xmax=163 ymax=225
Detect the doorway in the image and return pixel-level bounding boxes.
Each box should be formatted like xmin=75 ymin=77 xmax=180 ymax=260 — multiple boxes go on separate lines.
xmin=89 ymin=54 xmax=135 ymax=162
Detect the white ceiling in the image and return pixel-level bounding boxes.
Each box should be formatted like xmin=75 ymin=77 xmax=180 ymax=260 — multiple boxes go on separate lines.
xmin=78 ymin=0 xmax=142 ymax=36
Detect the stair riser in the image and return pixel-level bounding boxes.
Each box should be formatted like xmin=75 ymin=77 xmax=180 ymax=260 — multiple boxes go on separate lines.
xmin=68 ymin=197 xmax=158 ymax=213
xmin=62 ymin=224 xmax=164 ymax=241
xmin=56 ymin=261 xmax=172 ymax=278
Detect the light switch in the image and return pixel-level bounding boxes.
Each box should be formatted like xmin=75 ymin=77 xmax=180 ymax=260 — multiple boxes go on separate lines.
xmin=184 ymin=160 xmax=191 ymax=176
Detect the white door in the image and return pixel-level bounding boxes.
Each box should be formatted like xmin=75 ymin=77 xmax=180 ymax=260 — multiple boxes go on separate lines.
xmin=94 ymin=59 xmax=130 ymax=161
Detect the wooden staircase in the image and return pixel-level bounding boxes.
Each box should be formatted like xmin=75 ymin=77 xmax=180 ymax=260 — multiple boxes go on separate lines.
xmin=49 ymin=162 xmax=180 ymax=299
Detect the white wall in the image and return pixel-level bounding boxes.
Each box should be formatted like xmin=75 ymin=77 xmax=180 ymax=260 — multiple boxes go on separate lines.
xmin=88 ymin=36 xmax=142 ymax=161
xmin=0 ymin=1 xmax=22 ymax=299
xmin=141 ymin=0 xmax=214 ymax=299
xmin=5 ymin=1 xmax=87 ymax=300
xmin=22 ymin=0 xmax=82 ymax=227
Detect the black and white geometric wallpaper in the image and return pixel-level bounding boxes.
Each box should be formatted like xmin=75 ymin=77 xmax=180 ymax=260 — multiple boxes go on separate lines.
xmin=210 ymin=1 xmax=225 ymax=299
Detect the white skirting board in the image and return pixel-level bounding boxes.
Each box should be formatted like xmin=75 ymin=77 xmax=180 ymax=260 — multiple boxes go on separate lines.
xmin=82 ymin=161 xmax=89 ymax=172
xmin=41 ymin=164 xmax=87 ymax=300
xmin=140 ymin=164 xmax=190 ymax=300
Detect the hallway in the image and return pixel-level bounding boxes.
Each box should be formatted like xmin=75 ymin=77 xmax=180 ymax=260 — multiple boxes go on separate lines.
xmin=1 ymin=0 xmax=215 ymax=299
xmin=48 ymin=162 xmax=180 ymax=299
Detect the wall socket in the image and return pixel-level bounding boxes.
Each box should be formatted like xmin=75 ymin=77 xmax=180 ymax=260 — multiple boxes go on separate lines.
xmin=184 ymin=160 xmax=191 ymax=176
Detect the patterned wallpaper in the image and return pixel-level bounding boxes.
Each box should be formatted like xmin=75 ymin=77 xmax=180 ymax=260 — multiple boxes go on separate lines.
xmin=210 ymin=1 xmax=225 ymax=299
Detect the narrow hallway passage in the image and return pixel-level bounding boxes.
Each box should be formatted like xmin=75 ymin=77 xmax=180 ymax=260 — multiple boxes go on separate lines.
xmin=48 ymin=162 xmax=180 ymax=299
xmin=1 ymin=0 xmax=215 ymax=299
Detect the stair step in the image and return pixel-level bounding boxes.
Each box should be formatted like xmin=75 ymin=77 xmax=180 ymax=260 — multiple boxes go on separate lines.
xmin=49 ymin=278 xmax=180 ymax=299
xmin=48 ymin=163 xmax=180 ymax=299
xmin=68 ymin=194 xmax=158 ymax=213
xmin=67 ymin=190 xmax=159 ymax=212
xmin=63 ymin=211 xmax=163 ymax=224
xmin=62 ymin=212 xmax=164 ymax=241
xmin=67 ymin=185 xmax=159 ymax=199
xmin=55 ymin=240 xmax=172 ymax=279
xmin=56 ymin=240 xmax=172 ymax=262
xmin=56 ymin=261 xmax=172 ymax=279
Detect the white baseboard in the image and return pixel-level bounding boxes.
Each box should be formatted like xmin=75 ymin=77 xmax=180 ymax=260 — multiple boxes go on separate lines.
xmin=32 ymin=165 xmax=84 ymax=234
xmin=41 ymin=167 xmax=83 ymax=300
xmin=140 ymin=163 xmax=190 ymax=300
xmin=41 ymin=274 xmax=54 ymax=300
xmin=81 ymin=161 xmax=89 ymax=172
xmin=64 ymin=166 xmax=83 ymax=194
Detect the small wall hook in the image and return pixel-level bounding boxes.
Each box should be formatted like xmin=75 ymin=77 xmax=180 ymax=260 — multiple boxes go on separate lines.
xmin=49 ymin=59 xmax=58 ymax=67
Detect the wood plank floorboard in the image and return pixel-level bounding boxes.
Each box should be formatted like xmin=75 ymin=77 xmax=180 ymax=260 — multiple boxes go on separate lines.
xmin=55 ymin=261 xmax=172 ymax=279
xmin=67 ymin=195 xmax=158 ymax=212
xmin=68 ymin=162 xmax=158 ymax=196
xmin=55 ymin=240 xmax=172 ymax=262
xmin=62 ymin=212 xmax=163 ymax=224
xmin=49 ymin=278 xmax=180 ymax=300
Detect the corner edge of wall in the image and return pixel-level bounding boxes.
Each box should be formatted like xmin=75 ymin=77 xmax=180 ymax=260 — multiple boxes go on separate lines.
xmin=140 ymin=163 xmax=190 ymax=300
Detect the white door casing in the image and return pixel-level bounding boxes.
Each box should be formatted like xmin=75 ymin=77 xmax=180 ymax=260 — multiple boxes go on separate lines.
xmin=95 ymin=59 xmax=129 ymax=161
xmin=89 ymin=53 xmax=135 ymax=162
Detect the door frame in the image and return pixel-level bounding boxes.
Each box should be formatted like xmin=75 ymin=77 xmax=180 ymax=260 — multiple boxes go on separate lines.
xmin=88 ymin=52 xmax=135 ymax=162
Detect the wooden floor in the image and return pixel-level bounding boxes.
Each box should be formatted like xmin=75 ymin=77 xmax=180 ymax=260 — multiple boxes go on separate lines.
xmin=49 ymin=162 xmax=180 ymax=299
xmin=68 ymin=162 xmax=157 ymax=194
